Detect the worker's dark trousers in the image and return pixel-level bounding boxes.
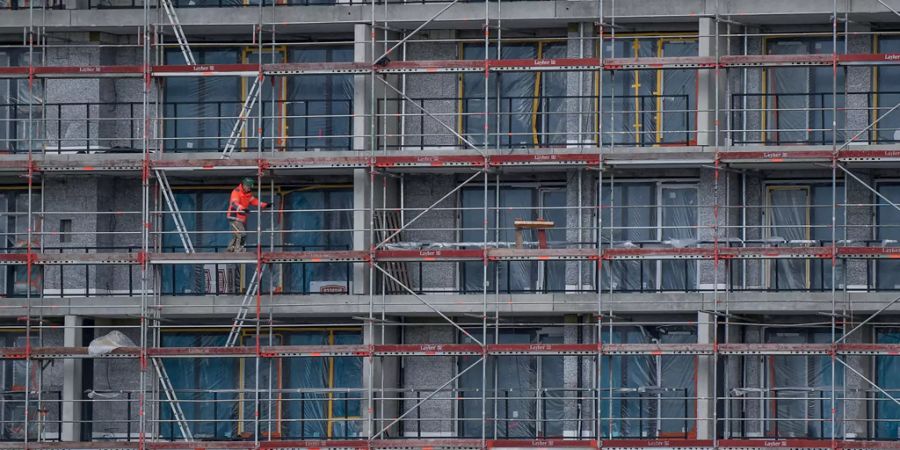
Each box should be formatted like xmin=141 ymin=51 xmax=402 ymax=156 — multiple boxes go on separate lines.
xmin=227 ymin=220 xmax=246 ymax=252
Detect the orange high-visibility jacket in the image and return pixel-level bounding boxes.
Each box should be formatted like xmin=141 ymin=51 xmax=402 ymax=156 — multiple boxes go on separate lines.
xmin=226 ymin=185 xmax=268 ymax=223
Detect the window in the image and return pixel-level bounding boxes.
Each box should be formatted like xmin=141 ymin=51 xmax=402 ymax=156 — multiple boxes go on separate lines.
xmin=600 ymin=326 xmax=696 ymax=438
xmin=162 ymin=329 xmax=362 ymax=440
xmin=461 ymin=42 xmax=567 ymax=148
xmin=765 ymin=183 xmax=845 ymax=290
xmin=1 ymin=190 xmax=42 ymax=298
xmin=763 ymin=329 xmax=842 ymax=438
xmin=460 ymin=185 xmax=566 ymax=293
xmin=287 ymin=46 xmax=353 ymax=151
xmin=164 ymin=49 xmax=241 ymax=152
xmin=877 ymin=183 xmax=900 ymax=290
xmin=876 ymin=37 xmax=900 ymax=142
xmin=0 ymin=333 xmax=36 ymax=441
xmin=599 ymin=182 xmax=698 ymax=292
xmin=458 ymin=328 xmax=564 ymax=438
xmin=600 ymin=37 xmax=698 ymax=146
xmin=58 ymin=219 xmax=72 ymax=243
xmin=283 ymin=188 xmax=353 ymax=294
xmin=762 ymin=38 xmax=845 ymax=145
xmin=0 ymin=50 xmax=42 ymax=153
xmin=160 ymin=332 xmax=237 ymax=440
xmin=875 ymin=328 xmax=900 ymax=439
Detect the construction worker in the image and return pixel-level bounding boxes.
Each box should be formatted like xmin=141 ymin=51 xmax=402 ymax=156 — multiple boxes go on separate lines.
xmin=226 ymin=177 xmax=270 ymax=252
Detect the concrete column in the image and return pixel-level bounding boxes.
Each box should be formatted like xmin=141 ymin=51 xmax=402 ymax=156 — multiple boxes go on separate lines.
xmin=696 ymin=312 xmax=715 ymax=439
xmin=845 ymin=24 xmax=872 ymax=144
xmin=402 ymin=322 xmax=456 ymax=436
xmin=61 ymin=315 xmax=83 ymax=441
xmin=367 ymin=320 xmax=401 ymax=438
xmin=353 ymin=169 xmax=371 ymax=295
xmin=354 ymin=24 xmax=374 ymax=152
xmin=566 ymin=23 xmax=597 ymax=148
xmin=697 ymin=18 xmax=727 ymax=148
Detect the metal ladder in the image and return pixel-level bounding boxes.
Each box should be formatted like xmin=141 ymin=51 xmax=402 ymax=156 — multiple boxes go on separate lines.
xmin=157 ymin=170 xmax=195 ymax=254
xmin=154 ymin=170 xmax=195 ymax=440
xmin=159 ymin=0 xmax=196 ymax=65
xmin=151 ymin=357 xmax=194 ymax=441
xmin=225 ymin=265 xmax=264 ymax=347
xmin=221 ymin=74 xmax=263 ymax=158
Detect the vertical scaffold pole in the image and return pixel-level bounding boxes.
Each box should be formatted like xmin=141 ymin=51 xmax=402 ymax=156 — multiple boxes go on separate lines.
xmin=595 ymin=0 xmax=604 ymax=441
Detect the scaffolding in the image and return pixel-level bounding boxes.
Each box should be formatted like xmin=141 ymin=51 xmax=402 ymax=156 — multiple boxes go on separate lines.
xmin=1 ymin=0 xmax=900 ymax=449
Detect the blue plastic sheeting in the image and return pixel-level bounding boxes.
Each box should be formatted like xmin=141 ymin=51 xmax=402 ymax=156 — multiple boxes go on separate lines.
xmin=282 ymin=189 xmax=353 ymax=294
xmin=599 ymin=183 xmax=698 ymax=292
xmin=458 ymin=329 xmax=565 ymax=438
xmin=876 ymin=329 xmax=900 ymax=439
xmin=161 ymin=330 xmax=362 ymax=440
xmin=765 ymin=329 xmax=843 ymax=438
xmin=460 ymin=187 xmax=566 ymax=293
xmin=457 ymin=326 xmax=696 ymax=439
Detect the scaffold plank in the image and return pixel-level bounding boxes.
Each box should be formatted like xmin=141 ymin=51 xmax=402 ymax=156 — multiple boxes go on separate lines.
xmin=5 ymin=149 xmax=900 ymax=176
xmin=489 ymin=248 xmax=600 ymax=261
xmin=5 ymin=246 xmax=900 ymax=267
xmin=3 ymin=439 xmax=898 ymax=450
xmin=5 ymin=53 xmax=900 ymax=81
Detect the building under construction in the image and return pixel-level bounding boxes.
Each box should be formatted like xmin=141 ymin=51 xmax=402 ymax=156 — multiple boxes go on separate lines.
xmin=1 ymin=0 xmax=900 ymax=448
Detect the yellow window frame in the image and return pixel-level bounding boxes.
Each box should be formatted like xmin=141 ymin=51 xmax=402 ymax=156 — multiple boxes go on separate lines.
xmin=594 ymin=34 xmax=699 ymax=146
xmin=160 ymin=326 xmax=362 ymax=439
xmin=456 ymin=39 xmax=566 ymax=147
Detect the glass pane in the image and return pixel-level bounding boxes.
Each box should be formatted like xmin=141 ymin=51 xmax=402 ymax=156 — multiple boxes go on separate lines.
xmin=288 ymin=47 xmax=353 ymax=151
xmin=878 ymin=184 xmax=900 ymax=289
xmin=161 ymin=333 xmax=237 ymax=440
xmin=463 ymin=44 xmax=537 ymax=148
xmin=164 ymin=50 xmax=241 ymax=152
xmin=660 ymin=187 xmax=697 ymax=290
xmin=876 ymin=328 xmax=900 ymax=439
xmin=541 ymin=190 xmax=566 ymax=291
xmin=877 ymin=38 xmax=900 ymax=142
xmin=660 ymin=41 xmax=697 ymax=144
xmin=769 ymin=188 xmax=809 ymax=289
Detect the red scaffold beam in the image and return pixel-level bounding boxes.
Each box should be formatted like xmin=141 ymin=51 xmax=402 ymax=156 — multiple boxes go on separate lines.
xmin=0 ymin=343 xmax=892 ymax=360
xmin=4 ymin=246 xmax=900 ymax=267
xmin=3 ymin=53 xmax=900 ymax=80
xmin=0 ymin=438 xmax=899 ymax=449
xmin=6 ymin=149 xmax=900 ymax=175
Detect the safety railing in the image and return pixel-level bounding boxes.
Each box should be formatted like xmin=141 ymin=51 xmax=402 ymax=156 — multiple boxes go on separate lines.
xmin=724 ymin=387 xmax=860 ymax=440
xmin=80 ymin=0 xmax=534 ymax=9
xmin=158 ymin=389 xmax=363 ymax=441
xmin=0 ymin=102 xmax=145 ymax=154
xmin=730 ymin=91 xmax=852 ymax=145
xmin=377 ymin=93 xmax=693 ymax=151
xmin=162 ymin=99 xmax=353 ymax=152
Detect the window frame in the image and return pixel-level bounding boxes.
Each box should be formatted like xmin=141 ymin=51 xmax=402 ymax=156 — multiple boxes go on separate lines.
xmin=596 ymin=34 xmax=700 ymax=147
xmin=457 ymin=39 xmax=567 ymax=149
xmin=161 ymin=327 xmax=363 ymax=439
xmin=596 ymin=179 xmax=700 ymax=292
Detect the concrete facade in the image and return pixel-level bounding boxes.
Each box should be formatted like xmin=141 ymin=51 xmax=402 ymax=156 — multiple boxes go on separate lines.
xmin=0 ymin=0 xmax=899 ymax=446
